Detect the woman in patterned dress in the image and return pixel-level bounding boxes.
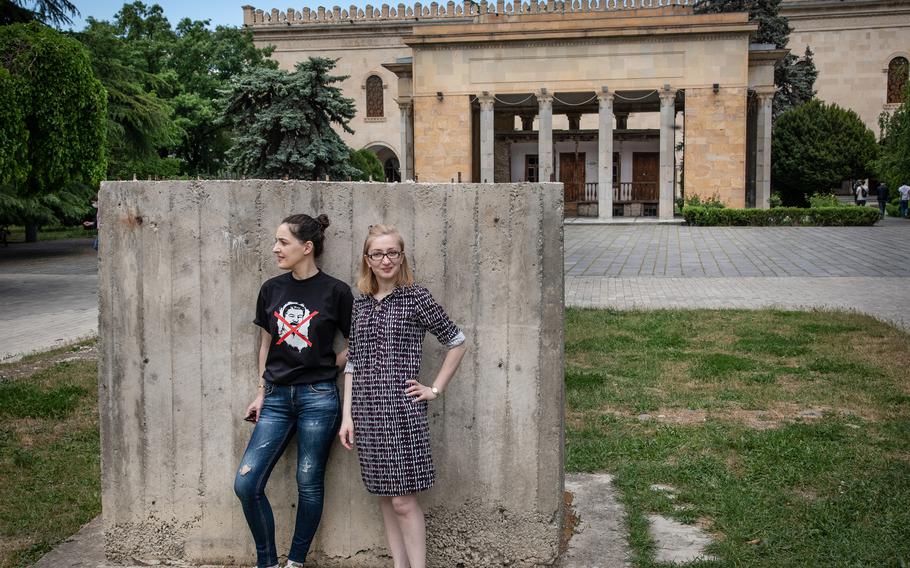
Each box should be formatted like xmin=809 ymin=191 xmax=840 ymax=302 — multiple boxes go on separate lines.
xmin=338 ymin=224 xmax=467 ymax=568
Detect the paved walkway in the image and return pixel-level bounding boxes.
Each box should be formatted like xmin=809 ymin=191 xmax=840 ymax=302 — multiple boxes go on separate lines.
xmin=0 ymin=238 xmax=98 ymax=361
xmin=565 ymin=218 xmax=910 ymax=330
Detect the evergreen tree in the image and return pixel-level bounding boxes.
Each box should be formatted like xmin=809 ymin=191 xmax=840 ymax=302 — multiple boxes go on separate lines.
xmin=772 ymin=100 xmax=878 ymax=206
xmin=0 ymin=0 xmax=78 ymax=26
xmin=0 ymin=23 xmax=107 ymax=241
xmin=694 ymin=0 xmax=817 ymax=118
xmin=222 ymin=57 xmax=358 ymax=180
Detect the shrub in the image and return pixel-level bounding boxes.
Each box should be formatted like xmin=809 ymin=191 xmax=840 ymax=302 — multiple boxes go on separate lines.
xmin=769 ymin=192 xmax=783 ymax=208
xmin=807 ymin=192 xmax=841 ymax=208
xmin=772 ymin=100 xmax=878 ymax=206
xmin=682 ymin=206 xmax=880 ymax=226
xmin=686 ymin=194 xmax=726 ymax=209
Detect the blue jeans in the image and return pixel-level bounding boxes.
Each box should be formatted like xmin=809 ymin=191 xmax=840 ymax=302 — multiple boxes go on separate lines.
xmin=234 ymin=381 xmax=340 ymax=568
xmin=900 ymin=200 xmax=908 ymax=218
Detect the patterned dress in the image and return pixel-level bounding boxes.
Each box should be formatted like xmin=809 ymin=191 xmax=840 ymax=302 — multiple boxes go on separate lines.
xmin=346 ymin=285 xmax=465 ymax=496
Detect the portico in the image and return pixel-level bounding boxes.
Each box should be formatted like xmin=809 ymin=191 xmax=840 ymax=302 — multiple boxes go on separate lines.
xmin=385 ymin=4 xmax=783 ymax=217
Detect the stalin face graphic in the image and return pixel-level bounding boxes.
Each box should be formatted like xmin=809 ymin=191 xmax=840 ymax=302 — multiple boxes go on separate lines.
xmin=276 ymin=301 xmax=315 ymax=351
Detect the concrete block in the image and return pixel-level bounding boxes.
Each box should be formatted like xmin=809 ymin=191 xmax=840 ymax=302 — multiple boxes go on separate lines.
xmin=98 ymin=181 xmax=565 ymax=567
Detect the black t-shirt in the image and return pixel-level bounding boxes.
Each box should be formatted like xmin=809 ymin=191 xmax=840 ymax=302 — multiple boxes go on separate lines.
xmin=254 ymin=270 xmax=354 ymax=385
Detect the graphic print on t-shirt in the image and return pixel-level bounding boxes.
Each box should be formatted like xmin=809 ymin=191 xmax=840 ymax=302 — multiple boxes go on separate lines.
xmin=274 ymin=301 xmax=319 ymax=351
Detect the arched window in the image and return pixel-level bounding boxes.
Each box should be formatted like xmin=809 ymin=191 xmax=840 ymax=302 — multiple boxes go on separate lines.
xmin=887 ymin=57 xmax=908 ymax=104
xmin=366 ymin=75 xmax=384 ymax=118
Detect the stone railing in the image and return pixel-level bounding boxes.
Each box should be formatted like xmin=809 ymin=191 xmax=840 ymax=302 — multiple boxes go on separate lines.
xmin=243 ymin=0 xmax=692 ymax=26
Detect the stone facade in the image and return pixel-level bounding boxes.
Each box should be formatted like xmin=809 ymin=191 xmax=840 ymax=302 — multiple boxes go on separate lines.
xmin=413 ymin=95 xmax=473 ymax=182
xmin=782 ymin=0 xmax=910 ymax=137
xmin=684 ymin=87 xmax=748 ymax=208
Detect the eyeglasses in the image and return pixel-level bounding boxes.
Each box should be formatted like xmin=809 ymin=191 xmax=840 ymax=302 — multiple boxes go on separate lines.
xmin=365 ymin=250 xmax=402 ymax=262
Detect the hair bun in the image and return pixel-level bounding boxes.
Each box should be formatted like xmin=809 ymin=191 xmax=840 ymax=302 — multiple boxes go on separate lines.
xmin=316 ymin=214 xmax=330 ymax=231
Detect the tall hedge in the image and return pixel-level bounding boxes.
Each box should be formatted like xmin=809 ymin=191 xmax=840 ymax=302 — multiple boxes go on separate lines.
xmin=771 ymin=100 xmax=877 ymax=206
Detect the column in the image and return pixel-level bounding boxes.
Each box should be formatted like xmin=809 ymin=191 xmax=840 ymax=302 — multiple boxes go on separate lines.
xmin=658 ymin=87 xmax=677 ymax=220
xmin=536 ymin=89 xmax=554 ymax=182
xmin=398 ymin=98 xmax=414 ymax=180
xmin=597 ymin=88 xmax=614 ymax=220
xmin=479 ymin=92 xmax=495 ymax=183
xmin=754 ymin=87 xmax=774 ymax=209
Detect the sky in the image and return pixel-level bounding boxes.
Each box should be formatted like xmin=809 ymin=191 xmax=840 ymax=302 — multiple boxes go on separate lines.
xmin=66 ymin=0 xmax=344 ymax=30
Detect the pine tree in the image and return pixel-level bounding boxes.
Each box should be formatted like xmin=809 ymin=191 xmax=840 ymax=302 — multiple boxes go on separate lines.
xmin=222 ymin=57 xmax=358 ymax=180
xmin=694 ymin=0 xmax=817 ymax=118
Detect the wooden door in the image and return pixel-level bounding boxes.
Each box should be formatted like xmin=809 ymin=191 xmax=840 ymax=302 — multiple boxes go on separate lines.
xmin=560 ymin=152 xmax=585 ymax=216
xmin=632 ymin=152 xmax=659 ymax=201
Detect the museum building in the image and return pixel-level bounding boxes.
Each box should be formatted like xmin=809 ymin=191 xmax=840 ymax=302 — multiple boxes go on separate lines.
xmin=242 ymin=0 xmax=909 ymax=219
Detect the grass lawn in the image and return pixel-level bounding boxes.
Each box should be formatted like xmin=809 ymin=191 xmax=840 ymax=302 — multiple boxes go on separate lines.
xmin=0 ymin=340 xmax=99 ymax=568
xmin=566 ymin=309 xmax=910 ymax=567
xmin=2 ymin=310 xmax=907 ymax=567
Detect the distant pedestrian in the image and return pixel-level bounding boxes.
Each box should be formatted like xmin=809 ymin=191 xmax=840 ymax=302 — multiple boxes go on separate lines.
xmin=877 ymin=182 xmax=889 ymax=219
xmin=82 ymin=197 xmax=99 ymax=250
xmin=898 ymin=183 xmax=910 ymax=218
xmin=855 ymin=182 xmax=868 ymax=206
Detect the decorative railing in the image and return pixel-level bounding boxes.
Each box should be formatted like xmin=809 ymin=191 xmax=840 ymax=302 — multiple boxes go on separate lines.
xmin=565 ymin=182 xmax=659 ymax=203
xmin=615 ymin=182 xmax=658 ymax=202
xmin=244 ymin=0 xmax=692 ymax=26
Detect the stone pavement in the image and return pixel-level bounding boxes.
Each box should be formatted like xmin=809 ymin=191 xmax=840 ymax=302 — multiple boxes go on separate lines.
xmin=566 ymin=219 xmax=910 ymax=330
xmin=0 ymin=238 xmax=98 ymax=361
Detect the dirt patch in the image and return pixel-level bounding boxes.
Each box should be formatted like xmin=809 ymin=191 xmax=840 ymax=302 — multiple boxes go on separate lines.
xmin=653 ymin=409 xmax=708 ymax=425
xmin=0 ymin=343 xmax=97 ymax=382
xmin=559 ymin=490 xmax=579 ymax=555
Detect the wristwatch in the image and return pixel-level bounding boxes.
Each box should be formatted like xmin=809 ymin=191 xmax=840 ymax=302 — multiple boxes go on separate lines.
xmin=431 ymin=386 xmax=440 ymax=396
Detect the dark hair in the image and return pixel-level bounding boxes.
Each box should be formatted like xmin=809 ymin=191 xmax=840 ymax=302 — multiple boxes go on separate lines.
xmin=281 ymin=213 xmax=330 ymax=257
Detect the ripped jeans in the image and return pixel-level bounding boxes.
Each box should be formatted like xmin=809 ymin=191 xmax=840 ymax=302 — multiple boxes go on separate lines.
xmin=234 ymin=381 xmax=340 ymax=568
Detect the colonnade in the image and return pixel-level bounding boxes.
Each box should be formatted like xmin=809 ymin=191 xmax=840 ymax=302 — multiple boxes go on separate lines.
xmin=401 ymin=85 xmax=774 ymax=215
xmin=477 ymin=85 xmax=679 ymax=220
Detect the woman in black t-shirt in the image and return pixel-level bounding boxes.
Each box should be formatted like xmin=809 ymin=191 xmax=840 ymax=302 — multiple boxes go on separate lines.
xmin=234 ymin=213 xmax=353 ymax=568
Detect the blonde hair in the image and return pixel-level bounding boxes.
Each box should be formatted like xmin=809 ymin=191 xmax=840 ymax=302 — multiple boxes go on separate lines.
xmin=357 ymin=224 xmax=415 ymax=294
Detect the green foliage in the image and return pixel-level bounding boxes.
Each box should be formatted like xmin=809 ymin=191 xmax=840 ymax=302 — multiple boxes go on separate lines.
xmin=0 ymin=67 xmax=28 ymax=188
xmin=682 ymin=205 xmax=880 ymax=226
xmin=774 ymin=46 xmax=818 ymax=119
xmin=73 ymin=2 xmax=276 ymax=178
xmin=772 ymin=100 xmax=878 ymax=206
xmin=685 ymin=193 xmax=726 ymax=208
xmin=75 ymin=17 xmax=178 ymax=179
xmin=769 ymin=191 xmax=783 ymax=208
xmin=0 ymin=23 xmax=107 ymax=233
xmin=222 ymin=57 xmax=358 ymax=180
xmin=349 ymin=148 xmax=386 ymax=182
xmin=875 ymin=86 xmax=910 ymax=193
xmin=807 ymin=192 xmax=841 ymax=208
